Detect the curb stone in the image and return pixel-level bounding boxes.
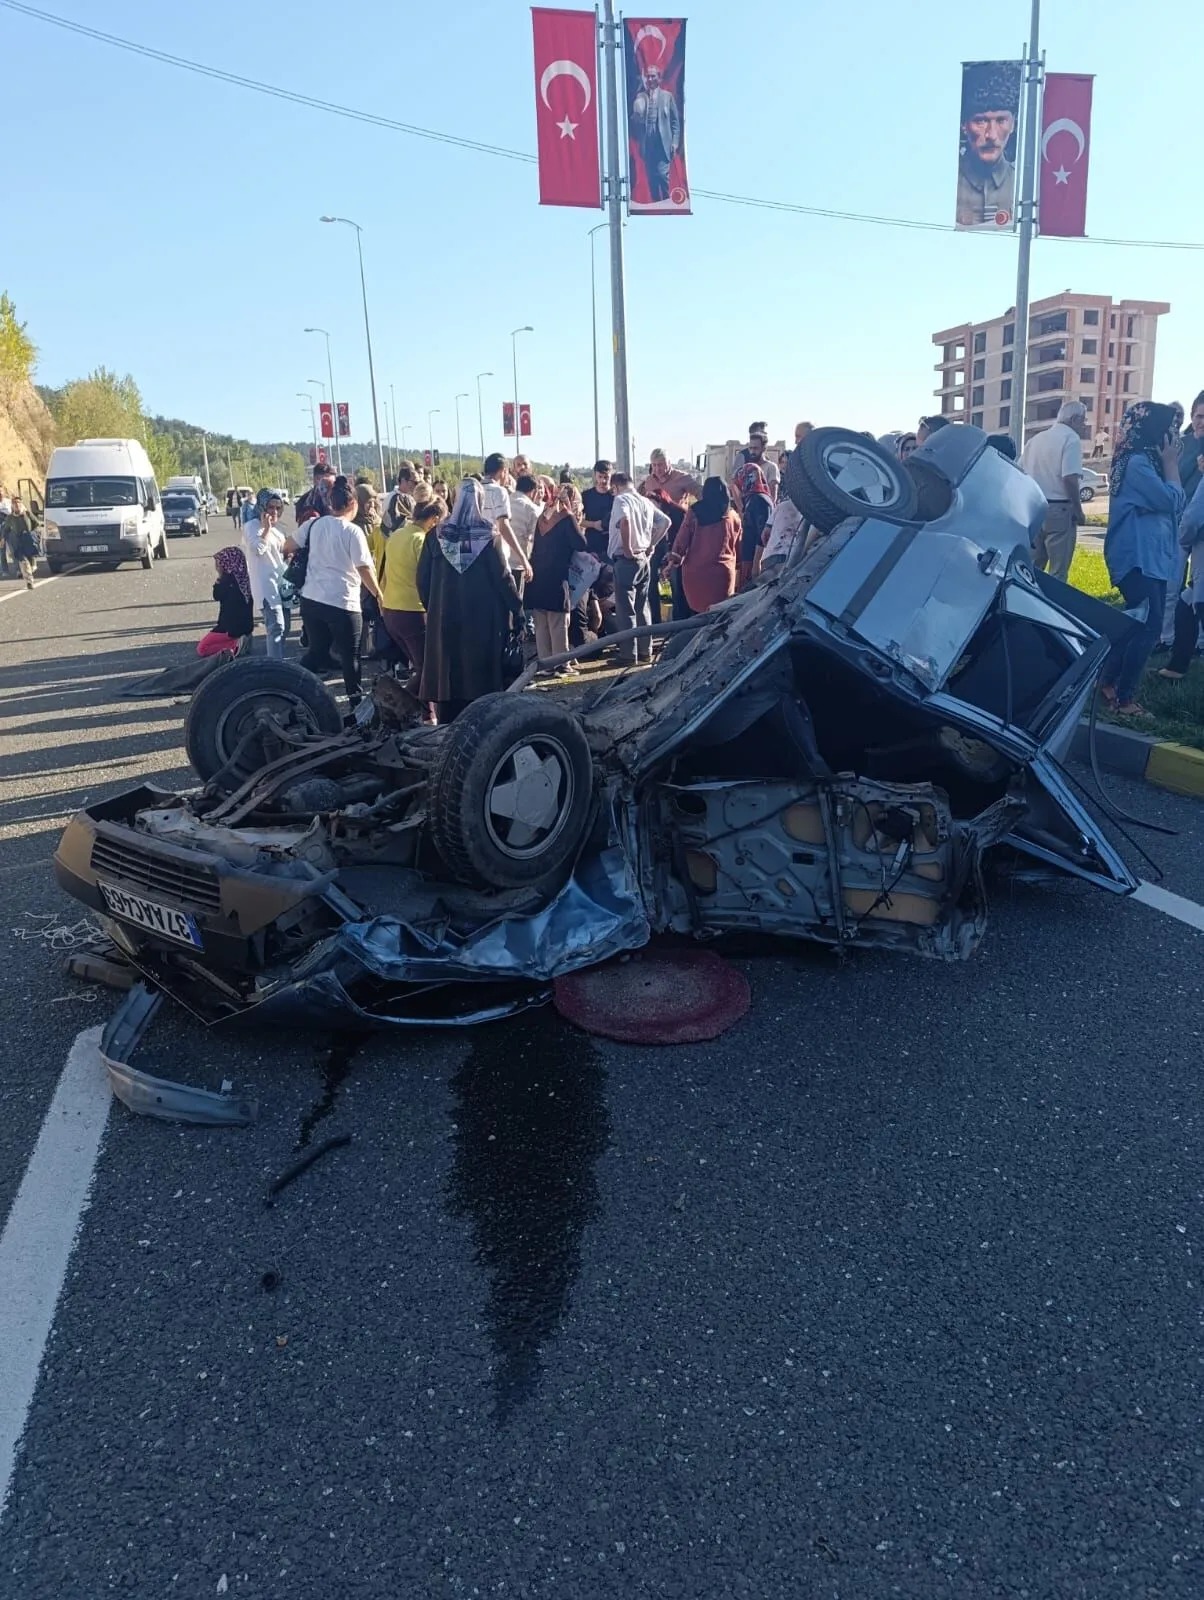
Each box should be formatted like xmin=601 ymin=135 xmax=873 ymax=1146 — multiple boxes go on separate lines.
xmin=1071 ymin=719 xmax=1204 ymax=798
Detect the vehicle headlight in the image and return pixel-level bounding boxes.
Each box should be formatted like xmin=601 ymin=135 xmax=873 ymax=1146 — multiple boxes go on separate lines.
xmin=182 ymin=517 xmax=197 ymax=528
xmin=43 ymin=519 xmax=60 ymax=539
xmin=122 ymin=515 xmax=139 ymax=534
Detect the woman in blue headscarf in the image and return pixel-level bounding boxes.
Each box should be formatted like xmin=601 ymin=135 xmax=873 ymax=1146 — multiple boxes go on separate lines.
xmin=416 ymin=480 xmax=523 ymax=723
xmin=242 ymin=488 xmax=290 ymax=658
xmin=1101 ymin=402 xmax=1185 ymax=716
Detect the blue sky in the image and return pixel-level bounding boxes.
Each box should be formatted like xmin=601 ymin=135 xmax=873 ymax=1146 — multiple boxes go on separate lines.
xmin=4 ymin=0 xmax=1198 ymax=464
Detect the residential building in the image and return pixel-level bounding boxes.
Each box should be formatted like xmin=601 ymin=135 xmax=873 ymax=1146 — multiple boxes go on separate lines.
xmin=932 ymin=292 xmax=1170 ymax=446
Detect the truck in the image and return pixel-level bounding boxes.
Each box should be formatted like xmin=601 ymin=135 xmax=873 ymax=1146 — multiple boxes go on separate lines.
xmin=43 ymin=439 xmax=167 ymax=573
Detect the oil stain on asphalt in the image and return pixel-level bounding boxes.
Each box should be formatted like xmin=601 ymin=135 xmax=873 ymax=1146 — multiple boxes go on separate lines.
xmin=446 ymin=1011 xmax=610 ymax=1422
xmin=295 ymin=1034 xmax=362 ymax=1151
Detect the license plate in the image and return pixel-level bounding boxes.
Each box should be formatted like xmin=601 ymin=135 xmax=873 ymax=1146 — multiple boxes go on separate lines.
xmin=80 ymin=544 xmax=109 ymax=553
xmin=99 ymin=882 xmax=204 ymax=948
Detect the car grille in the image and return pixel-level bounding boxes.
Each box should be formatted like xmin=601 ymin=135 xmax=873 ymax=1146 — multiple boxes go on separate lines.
xmin=91 ymin=836 xmax=222 ymax=913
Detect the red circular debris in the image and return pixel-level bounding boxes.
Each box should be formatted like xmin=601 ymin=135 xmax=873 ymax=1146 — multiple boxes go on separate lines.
xmin=553 ymin=947 xmax=750 ymax=1045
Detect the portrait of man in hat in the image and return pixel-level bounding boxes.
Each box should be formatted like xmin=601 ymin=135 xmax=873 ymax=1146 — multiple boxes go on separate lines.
xmin=956 ymin=60 xmax=1022 ymax=229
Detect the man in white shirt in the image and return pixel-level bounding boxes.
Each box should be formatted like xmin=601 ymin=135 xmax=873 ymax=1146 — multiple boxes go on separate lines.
xmin=1020 ymin=400 xmax=1087 ymax=581
xmin=608 ymin=473 xmax=671 ymax=665
xmin=481 ymin=452 xmax=532 ymax=583
xmin=509 ymin=473 xmax=543 ymax=577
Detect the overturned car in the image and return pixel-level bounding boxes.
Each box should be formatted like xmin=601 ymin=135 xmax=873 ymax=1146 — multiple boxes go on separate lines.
xmin=55 ymin=426 xmax=1138 ymax=1028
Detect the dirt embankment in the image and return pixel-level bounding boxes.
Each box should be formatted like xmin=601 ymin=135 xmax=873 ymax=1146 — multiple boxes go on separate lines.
xmin=0 ymin=380 xmax=56 ymax=494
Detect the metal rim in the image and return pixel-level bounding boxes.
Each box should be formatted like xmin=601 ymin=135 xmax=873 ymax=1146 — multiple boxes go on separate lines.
xmin=213 ymin=690 xmax=322 ymax=775
xmin=819 ymin=440 xmax=904 ymax=508
xmin=483 ymin=735 xmax=577 ymax=860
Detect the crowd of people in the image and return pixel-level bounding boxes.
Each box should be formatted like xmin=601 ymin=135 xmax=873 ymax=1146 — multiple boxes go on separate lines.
xmin=193 ymin=399 xmax=1204 ymax=728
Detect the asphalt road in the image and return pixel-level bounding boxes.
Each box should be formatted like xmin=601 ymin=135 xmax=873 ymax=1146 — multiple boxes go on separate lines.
xmin=1 ymin=526 xmax=1203 ymax=1598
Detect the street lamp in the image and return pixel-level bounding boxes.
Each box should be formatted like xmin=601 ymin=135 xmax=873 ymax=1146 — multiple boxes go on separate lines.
xmin=428 ymin=408 xmax=441 ymax=463
xmin=303 ymin=328 xmax=340 ymax=472
xmin=296 ymin=392 xmax=318 ymax=452
xmin=588 ymin=224 xmax=608 ymax=465
xmin=476 ymin=371 xmax=493 ymax=460
xmin=197 ymin=431 xmax=212 ymax=498
xmin=400 ymin=423 xmax=413 ymax=452
xmin=389 ymin=383 xmax=399 ymax=478
xmin=454 ymin=393 xmax=469 ymax=481
xmin=320 ymin=216 xmax=387 ymax=489
xmin=511 ymin=327 xmax=533 ymax=457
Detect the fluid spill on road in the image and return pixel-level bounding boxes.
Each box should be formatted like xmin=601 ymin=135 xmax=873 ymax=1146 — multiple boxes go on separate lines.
xmin=295 ymin=1034 xmax=361 ymax=1151
xmin=446 ymin=1011 xmax=610 ymax=1423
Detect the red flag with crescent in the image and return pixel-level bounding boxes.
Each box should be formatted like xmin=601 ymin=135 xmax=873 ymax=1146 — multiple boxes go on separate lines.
xmin=532 ymin=8 xmax=602 ymax=209
xmin=624 ymin=18 xmax=690 ymax=215
xmin=1039 ymin=74 xmax=1093 ymax=238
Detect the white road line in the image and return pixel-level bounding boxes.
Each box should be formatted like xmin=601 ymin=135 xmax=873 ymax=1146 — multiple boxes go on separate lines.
xmin=1134 ymin=880 xmax=1204 ymax=934
xmin=0 ymin=1026 xmax=110 ymax=1518
xmin=0 ymin=575 xmax=60 ymax=605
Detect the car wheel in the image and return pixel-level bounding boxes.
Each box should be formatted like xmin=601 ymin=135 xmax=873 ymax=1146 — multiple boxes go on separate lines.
xmin=185 ymin=658 xmax=344 ymax=789
xmin=1080 ymin=486 xmax=1094 ymax=503
xmin=784 ymin=427 xmax=920 ymax=535
xmin=429 ymin=692 xmax=594 ymax=890
xmin=157 ymin=533 xmax=169 ymax=560
xmin=140 ymin=548 xmax=153 ymax=570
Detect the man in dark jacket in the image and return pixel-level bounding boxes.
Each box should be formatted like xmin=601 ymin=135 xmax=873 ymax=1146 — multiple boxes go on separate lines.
xmin=2 ymin=495 xmax=40 ymax=589
xmin=295 ymin=461 xmax=336 ymax=526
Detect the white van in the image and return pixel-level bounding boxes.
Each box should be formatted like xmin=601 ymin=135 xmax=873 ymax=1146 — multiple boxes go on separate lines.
xmin=43 ymin=439 xmax=167 ymax=573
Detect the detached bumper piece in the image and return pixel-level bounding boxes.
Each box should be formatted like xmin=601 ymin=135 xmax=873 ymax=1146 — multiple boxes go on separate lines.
xmin=101 ymin=983 xmax=258 ymax=1125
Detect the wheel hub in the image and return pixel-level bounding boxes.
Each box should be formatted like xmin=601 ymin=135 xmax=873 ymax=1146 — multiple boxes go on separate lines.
xmin=485 ymin=739 xmax=573 ymax=856
xmin=821 ymin=442 xmax=900 ymax=508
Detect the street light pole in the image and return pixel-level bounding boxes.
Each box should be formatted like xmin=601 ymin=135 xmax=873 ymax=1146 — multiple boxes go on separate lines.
xmin=320 ymin=216 xmax=387 ymax=489
xmin=476 ymin=371 xmax=493 ymax=459
xmin=400 ymin=424 xmax=413 ymax=452
xmin=389 ymin=383 xmax=398 ymax=478
xmin=1012 ymin=0 xmax=1043 ymax=452
xmin=303 ymin=327 xmax=341 ymax=472
xmin=198 ymin=432 xmax=212 ymax=497
xmin=602 ymin=0 xmax=631 ymax=472
xmin=454 ymin=393 xmax=469 ymax=481
xmin=428 ymin=408 xmax=441 ymax=464
xmin=296 ymin=392 xmax=318 ymax=452
xmin=588 ymin=223 xmax=607 ymax=464
xmin=511 ymin=325 xmax=533 ymax=457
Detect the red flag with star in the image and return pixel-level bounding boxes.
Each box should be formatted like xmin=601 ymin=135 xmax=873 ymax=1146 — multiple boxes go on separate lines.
xmin=1039 ymin=74 xmax=1094 ymax=238
xmin=532 ymin=8 xmax=602 ymax=209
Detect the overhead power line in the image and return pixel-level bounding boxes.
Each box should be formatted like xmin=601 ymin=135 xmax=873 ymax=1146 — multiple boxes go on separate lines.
xmin=5 ymin=0 xmax=1203 ymax=252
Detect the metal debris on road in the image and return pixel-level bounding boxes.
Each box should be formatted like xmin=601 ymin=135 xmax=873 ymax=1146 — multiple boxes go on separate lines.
xmin=263 ymin=1132 xmax=352 ymax=1207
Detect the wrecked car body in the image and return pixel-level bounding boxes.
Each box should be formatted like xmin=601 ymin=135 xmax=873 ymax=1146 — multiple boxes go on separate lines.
xmin=54 ymin=425 xmax=1138 ymax=1028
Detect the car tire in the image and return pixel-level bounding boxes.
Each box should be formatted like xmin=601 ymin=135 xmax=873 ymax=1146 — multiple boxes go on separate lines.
xmin=429 ymin=692 xmax=594 ymax=891
xmin=157 ymin=533 xmax=169 ymax=560
xmin=185 ymin=657 xmax=343 ymax=788
xmin=1080 ymin=487 xmax=1094 ymax=503
xmin=140 ymin=548 xmax=153 ymax=569
xmin=783 ymin=427 xmax=920 ymax=535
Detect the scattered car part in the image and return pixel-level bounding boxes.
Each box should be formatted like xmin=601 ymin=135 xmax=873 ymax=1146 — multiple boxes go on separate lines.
xmin=553 ymin=949 xmax=751 ymax=1044
xmin=101 ymin=981 xmax=258 ymax=1124
xmin=264 ymin=1133 xmax=352 ymax=1207
xmin=63 ymin=950 xmax=136 ymax=991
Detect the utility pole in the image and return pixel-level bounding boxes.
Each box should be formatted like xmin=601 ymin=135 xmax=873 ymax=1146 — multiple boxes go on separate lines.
xmin=199 ymin=432 xmax=212 ymax=497
xmin=1011 ymin=0 xmax=1043 ymax=453
xmin=602 ymin=0 xmax=631 ymax=472
xmin=476 ymin=372 xmax=493 ymax=460
xmin=454 ymin=392 xmax=469 ymax=481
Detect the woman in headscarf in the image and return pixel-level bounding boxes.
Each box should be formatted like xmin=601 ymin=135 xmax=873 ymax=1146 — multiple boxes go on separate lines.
xmin=198 ymin=547 xmax=254 ymax=657
xmin=417 ymin=480 xmax=524 ymax=723
xmin=734 ymin=462 xmax=774 ymax=589
xmin=1100 ymin=401 xmax=1186 ymax=716
xmin=242 ymin=489 xmax=290 ymax=659
xmin=896 ymin=432 xmax=918 ymax=462
xmin=667 ymin=477 xmax=741 ymax=613
xmin=286 ymin=475 xmax=384 ymax=708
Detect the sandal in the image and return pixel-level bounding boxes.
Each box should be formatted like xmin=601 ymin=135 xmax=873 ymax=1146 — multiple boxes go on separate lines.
xmin=1098 ymin=683 xmax=1118 ymax=706
xmin=1114 ymin=701 xmax=1152 ymax=718
xmin=1157 ymin=668 xmax=1186 ymax=682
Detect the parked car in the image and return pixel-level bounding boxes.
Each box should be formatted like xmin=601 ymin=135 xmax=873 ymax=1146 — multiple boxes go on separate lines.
xmin=1080 ymin=467 xmax=1107 ymax=502
xmin=162 ymin=489 xmax=207 ymax=538
xmin=54 ymin=426 xmax=1139 ymax=1032
xmin=42 ymin=439 xmax=167 ymax=573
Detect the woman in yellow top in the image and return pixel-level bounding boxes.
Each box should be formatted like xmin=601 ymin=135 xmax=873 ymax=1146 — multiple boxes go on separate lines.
xmin=380 ymin=499 xmax=442 ymax=683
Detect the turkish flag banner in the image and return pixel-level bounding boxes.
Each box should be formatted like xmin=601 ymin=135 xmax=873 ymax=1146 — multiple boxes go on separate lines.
xmin=502 ymin=401 xmax=516 ymax=438
xmin=1039 ymin=74 xmax=1093 ymax=238
xmin=519 ymin=404 xmax=532 ymax=439
xmin=624 ymin=18 xmax=690 ymax=215
xmin=319 ymin=402 xmax=334 ymax=440
xmin=336 ymin=402 xmax=350 ymax=438
xmin=532 ymin=8 xmax=602 ymax=209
